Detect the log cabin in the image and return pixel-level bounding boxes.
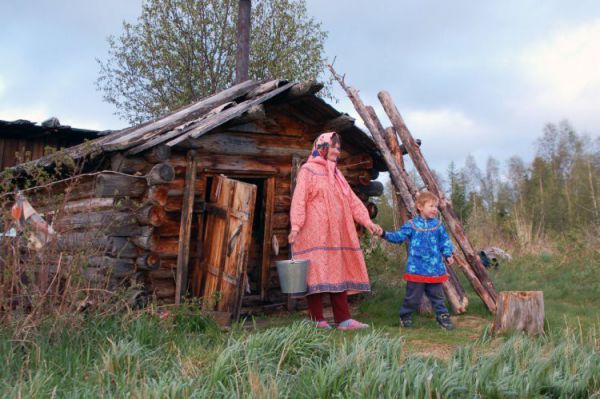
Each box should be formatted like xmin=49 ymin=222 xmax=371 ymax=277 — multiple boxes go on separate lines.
xmin=6 ymin=79 xmax=387 ymax=320
xmin=0 ymin=118 xmax=103 ymax=170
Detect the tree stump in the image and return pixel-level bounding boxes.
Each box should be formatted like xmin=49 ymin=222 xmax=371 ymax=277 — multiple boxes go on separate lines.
xmin=492 ymin=291 xmax=544 ymax=335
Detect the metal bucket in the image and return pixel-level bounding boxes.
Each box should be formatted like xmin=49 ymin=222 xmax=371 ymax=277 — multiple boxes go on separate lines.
xmin=276 ymin=257 xmax=309 ymax=294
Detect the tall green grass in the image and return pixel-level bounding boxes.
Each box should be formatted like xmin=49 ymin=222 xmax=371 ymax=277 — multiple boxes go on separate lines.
xmin=1 ymin=316 xmax=598 ymax=398
xmin=1 ymin=232 xmax=598 ymax=397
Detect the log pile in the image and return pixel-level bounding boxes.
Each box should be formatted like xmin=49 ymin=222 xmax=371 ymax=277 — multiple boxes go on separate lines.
xmin=330 ymin=65 xmax=498 ymax=313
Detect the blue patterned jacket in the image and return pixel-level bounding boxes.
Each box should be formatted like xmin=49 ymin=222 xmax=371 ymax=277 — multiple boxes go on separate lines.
xmin=382 ymin=215 xmax=454 ymax=283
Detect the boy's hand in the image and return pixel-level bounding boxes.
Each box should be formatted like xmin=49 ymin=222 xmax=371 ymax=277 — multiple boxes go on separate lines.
xmin=446 ymin=255 xmax=455 ymax=266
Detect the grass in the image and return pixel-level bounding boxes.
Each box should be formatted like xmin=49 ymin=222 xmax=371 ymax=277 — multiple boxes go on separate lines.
xmin=1 ymin=316 xmax=598 ymax=398
xmin=356 ymin=235 xmax=600 ymax=345
xmin=1 ymin=235 xmax=599 ymax=397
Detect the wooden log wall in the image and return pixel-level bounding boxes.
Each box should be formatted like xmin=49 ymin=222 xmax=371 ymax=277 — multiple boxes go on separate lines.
xmin=0 ymin=136 xmax=87 ymax=171
xmin=18 ymin=115 xmax=384 ymax=308
xmin=150 ymin=123 xmax=384 ymax=306
xmin=22 ymin=153 xmax=174 ymax=291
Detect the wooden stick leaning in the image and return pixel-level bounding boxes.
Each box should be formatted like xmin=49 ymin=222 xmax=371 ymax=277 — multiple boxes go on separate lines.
xmin=366 ymin=106 xmax=467 ymax=314
xmin=378 ymin=90 xmax=498 ymax=312
xmin=329 ymin=65 xmax=467 ymax=313
xmin=327 ymin=66 xmax=414 ymax=214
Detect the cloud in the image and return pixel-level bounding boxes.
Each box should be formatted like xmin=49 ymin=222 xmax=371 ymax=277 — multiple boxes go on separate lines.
xmin=56 ymin=115 xmax=107 ymax=131
xmin=517 ymin=19 xmax=600 ymax=127
xmin=0 ymin=103 xmax=110 ymax=130
xmin=403 ymin=109 xmax=480 ymax=142
xmin=0 ymin=105 xmax=50 ymax=123
xmin=333 ymin=91 xmax=490 ymax=171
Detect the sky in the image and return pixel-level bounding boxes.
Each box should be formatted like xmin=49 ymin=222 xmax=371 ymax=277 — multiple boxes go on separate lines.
xmin=1 ymin=0 xmax=600 ymax=175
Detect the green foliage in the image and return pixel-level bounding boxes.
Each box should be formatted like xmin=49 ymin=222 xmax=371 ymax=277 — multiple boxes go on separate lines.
xmin=0 ymin=146 xmax=79 ymax=195
xmin=96 ymin=0 xmax=329 ymax=124
xmin=447 ymin=161 xmax=472 ymax=223
xmin=445 ymin=120 xmax=599 ymax=250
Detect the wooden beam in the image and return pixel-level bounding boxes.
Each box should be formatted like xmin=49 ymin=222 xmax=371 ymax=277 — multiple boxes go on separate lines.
xmin=322 ymin=114 xmax=355 ymax=132
xmin=327 ymin=65 xmax=415 ymax=215
xmin=235 ymin=0 xmax=251 ymax=83
xmin=175 ymin=150 xmax=197 ymax=305
xmin=142 ymin=144 xmax=171 ymax=163
xmin=285 ymin=80 xmax=324 ymax=98
xmin=261 ymin=177 xmax=276 ymax=301
xmin=94 ymin=173 xmax=147 ymax=198
xmin=102 ymin=80 xmax=260 ymax=152
xmin=146 ymin=163 xmax=175 ymax=185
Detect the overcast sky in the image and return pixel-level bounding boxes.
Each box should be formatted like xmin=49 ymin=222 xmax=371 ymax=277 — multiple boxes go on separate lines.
xmin=1 ymin=0 xmax=599 ymax=174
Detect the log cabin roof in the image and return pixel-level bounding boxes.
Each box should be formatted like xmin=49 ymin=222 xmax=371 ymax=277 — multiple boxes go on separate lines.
xmin=0 ymin=119 xmax=103 ymax=141
xmin=11 ymin=79 xmax=387 ymax=172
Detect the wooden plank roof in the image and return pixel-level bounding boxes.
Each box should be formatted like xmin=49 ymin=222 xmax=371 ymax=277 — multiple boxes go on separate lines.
xmin=0 ymin=119 xmax=102 ymax=141
xmin=11 ymin=79 xmax=386 ymax=172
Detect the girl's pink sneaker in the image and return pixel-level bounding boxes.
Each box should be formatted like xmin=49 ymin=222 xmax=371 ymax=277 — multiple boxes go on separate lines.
xmin=337 ymin=319 xmax=369 ymax=331
xmin=316 ymin=320 xmax=332 ymax=329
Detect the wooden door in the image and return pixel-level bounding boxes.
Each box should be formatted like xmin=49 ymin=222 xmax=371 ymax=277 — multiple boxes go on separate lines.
xmin=201 ymin=175 xmax=257 ymax=319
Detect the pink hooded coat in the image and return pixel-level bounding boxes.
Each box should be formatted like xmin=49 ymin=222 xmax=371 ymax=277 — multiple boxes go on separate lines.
xmin=289 ymin=132 xmax=372 ymax=297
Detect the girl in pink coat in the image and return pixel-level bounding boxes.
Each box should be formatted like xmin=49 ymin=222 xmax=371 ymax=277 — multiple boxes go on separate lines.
xmin=288 ymin=132 xmax=382 ymax=330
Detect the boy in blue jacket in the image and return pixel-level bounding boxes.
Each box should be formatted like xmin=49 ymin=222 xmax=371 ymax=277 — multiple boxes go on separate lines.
xmin=379 ymin=191 xmax=455 ymax=330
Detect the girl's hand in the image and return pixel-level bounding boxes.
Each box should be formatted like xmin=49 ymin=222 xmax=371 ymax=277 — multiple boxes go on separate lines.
xmin=288 ymin=230 xmax=299 ymax=244
xmin=366 ymin=222 xmax=383 ymax=236
xmin=446 ymin=255 xmax=455 ymax=266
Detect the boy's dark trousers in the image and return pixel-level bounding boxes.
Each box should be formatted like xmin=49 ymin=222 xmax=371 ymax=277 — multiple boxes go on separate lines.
xmin=400 ymin=281 xmax=448 ymax=316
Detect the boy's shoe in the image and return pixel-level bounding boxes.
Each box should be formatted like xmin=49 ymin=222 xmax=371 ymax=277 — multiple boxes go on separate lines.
xmin=436 ymin=313 xmax=454 ymax=330
xmin=337 ymin=319 xmax=369 ymax=331
xmin=400 ymin=315 xmax=413 ymax=328
xmin=315 ymin=320 xmax=332 ymax=329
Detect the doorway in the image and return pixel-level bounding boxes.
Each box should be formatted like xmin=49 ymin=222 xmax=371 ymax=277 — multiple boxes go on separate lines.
xmin=192 ymin=174 xmax=275 ymax=315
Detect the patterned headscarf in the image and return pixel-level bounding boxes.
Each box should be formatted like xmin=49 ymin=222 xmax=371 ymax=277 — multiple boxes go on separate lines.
xmin=307 ymin=132 xmax=351 ymax=195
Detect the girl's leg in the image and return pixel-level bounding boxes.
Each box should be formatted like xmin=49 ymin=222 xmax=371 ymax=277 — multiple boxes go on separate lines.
xmin=329 ymin=291 xmax=351 ymax=324
xmin=334 ymin=291 xmax=369 ymax=330
xmin=306 ymin=293 xmax=325 ymax=321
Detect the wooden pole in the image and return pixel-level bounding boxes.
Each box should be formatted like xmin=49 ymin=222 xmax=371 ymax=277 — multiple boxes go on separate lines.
xmin=330 ymin=68 xmax=468 ymax=314
xmin=235 ymin=0 xmax=251 ymax=84
xmin=94 ymin=173 xmax=147 ymax=198
xmin=175 ymin=150 xmax=197 ymax=305
xmin=327 ymin=65 xmax=415 ymax=214
xmin=368 ymin=109 xmax=467 ymax=313
xmin=261 ymin=177 xmax=276 ymax=301
xmin=381 ymin=126 xmax=419 ymax=197
xmin=378 ymin=90 xmax=498 ymax=311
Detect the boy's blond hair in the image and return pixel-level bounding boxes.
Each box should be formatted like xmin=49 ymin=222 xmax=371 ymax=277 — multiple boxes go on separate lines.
xmin=415 ymin=191 xmax=439 ymax=213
